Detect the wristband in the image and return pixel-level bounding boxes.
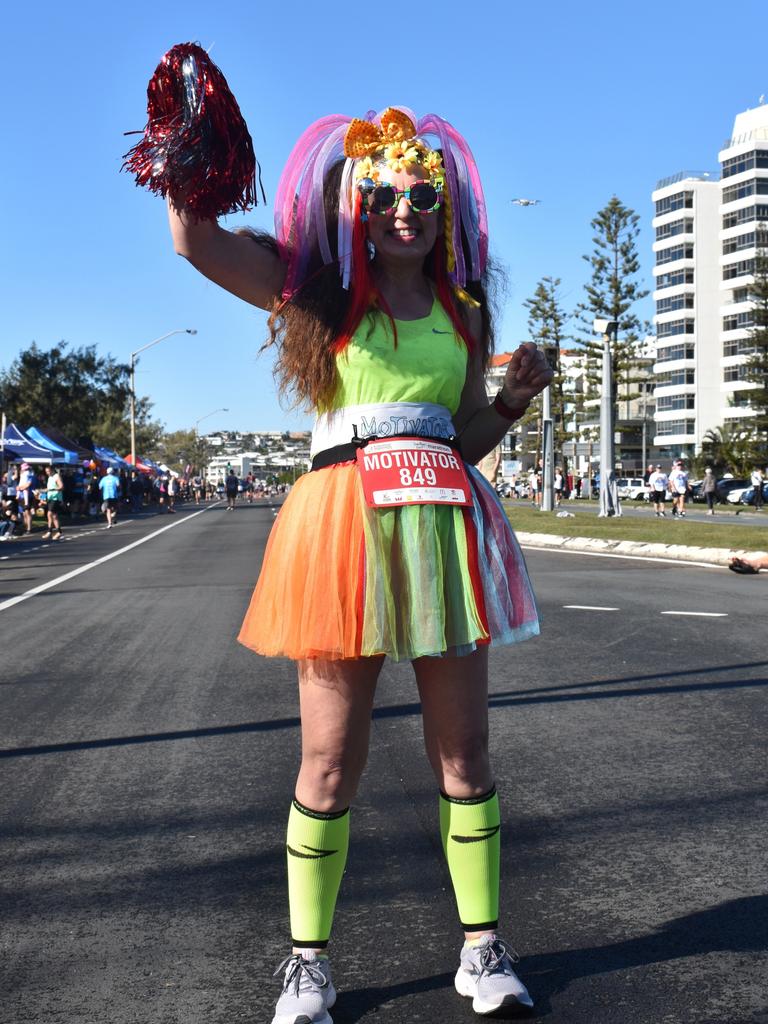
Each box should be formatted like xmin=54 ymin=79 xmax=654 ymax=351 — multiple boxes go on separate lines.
xmin=493 ymin=389 xmax=528 ymax=421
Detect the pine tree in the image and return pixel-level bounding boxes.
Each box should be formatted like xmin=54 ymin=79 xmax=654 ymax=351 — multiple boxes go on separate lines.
xmin=574 ymin=197 xmax=650 ymax=427
xmin=523 ymin=276 xmax=570 ymax=465
xmin=744 ymin=231 xmax=768 ymax=443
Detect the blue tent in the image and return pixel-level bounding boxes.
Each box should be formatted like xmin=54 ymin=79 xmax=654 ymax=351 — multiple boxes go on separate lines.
xmin=95 ymin=446 xmax=131 ymax=470
xmin=26 ymin=426 xmax=79 ymax=464
xmin=1 ymin=423 xmax=63 ymax=463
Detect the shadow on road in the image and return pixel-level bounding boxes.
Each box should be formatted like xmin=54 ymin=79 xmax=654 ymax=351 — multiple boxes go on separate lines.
xmin=523 ymin=894 xmax=768 ymax=1018
xmin=3 ymin=660 xmax=768 ymax=759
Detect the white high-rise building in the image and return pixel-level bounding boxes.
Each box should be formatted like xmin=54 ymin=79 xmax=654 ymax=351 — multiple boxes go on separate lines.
xmin=651 ymin=173 xmax=720 ymax=457
xmin=651 ymin=103 xmax=768 ymax=455
xmin=718 ymin=104 xmax=768 ymax=427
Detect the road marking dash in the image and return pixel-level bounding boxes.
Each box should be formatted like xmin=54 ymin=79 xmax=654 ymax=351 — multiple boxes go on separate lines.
xmin=563 ymin=605 xmax=619 ymax=611
xmin=661 ymin=611 xmax=728 ymax=617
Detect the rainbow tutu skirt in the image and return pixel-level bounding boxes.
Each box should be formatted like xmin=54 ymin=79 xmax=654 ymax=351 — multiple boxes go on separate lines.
xmin=238 ymin=462 xmax=539 ymax=661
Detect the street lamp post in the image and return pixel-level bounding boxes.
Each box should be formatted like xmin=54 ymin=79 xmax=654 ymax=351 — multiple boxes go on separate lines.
xmin=194 ymin=407 xmax=229 ymax=482
xmin=130 ymin=329 xmax=197 ymax=467
xmin=541 ymin=384 xmax=554 ymax=511
xmin=194 ymin=407 xmax=229 ymax=436
xmin=593 ymin=318 xmax=621 ymax=517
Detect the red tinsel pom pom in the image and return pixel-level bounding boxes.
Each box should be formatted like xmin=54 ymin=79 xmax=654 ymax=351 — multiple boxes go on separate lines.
xmin=122 ymin=42 xmax=265 ymax=220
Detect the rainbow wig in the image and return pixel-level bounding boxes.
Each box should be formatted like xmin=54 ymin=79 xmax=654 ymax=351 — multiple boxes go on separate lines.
xmin=274 ymin=107 xmax=488 ymax=303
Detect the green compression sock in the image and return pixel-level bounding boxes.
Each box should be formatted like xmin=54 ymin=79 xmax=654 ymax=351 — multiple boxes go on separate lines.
xmin=286 ymin=798 xmax=350 ymax=948
xmin=440 ymin=787 xmax=500 ymax=931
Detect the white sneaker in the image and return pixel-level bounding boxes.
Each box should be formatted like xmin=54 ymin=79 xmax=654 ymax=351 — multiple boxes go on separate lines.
xmin=455 ymin=934 xmax=533 ymax=1015
xmin=272 ymin=951 xmax=336 ymax=1024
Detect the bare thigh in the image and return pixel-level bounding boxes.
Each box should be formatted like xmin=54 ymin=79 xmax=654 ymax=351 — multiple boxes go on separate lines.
xmin=295 ymin=655 xmax=384 ymax=813
xmin=413 ymin=646 xmax=492 ymax=799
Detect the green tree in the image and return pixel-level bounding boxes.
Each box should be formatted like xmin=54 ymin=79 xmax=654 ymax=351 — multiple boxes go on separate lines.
xmin=0 ymin=341 xmax=162 ymax=453
xmin=743 ymin=231 xmax=768 ymax=442
xmin=149 ymin=429 xmax=210 ymax=473
xmin=698 ymin=425 xmax=756 ymax=477
xmin=523 ymin=276 xmax=570 ymax=464
xmin=574 ymin=196 xmax=650 ymax=426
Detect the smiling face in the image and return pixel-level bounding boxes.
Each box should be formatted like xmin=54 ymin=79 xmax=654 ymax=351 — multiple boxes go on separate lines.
xmin=363 ymin=164 xmax=442 ymax=269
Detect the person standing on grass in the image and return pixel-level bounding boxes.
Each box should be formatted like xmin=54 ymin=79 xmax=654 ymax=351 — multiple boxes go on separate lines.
xmin=554 ymin=467 xmax=564 ymax=507
xmin=750 ymin=467 xmax=764 ymax=510
xmin=702 ymin=467 xmax=717 ymax=515
xmin=98 ymin=467 xmax=121 ymax=529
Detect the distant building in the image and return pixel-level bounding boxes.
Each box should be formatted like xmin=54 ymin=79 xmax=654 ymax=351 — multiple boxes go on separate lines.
xmin=562 ymin=341 xmax=657 ymax=476
xmin=718 ymin=104 xmax=768 ymax=430
xmin=651 ymin=101 xmax=768 ymax=454
xmin=651 ymin=172 xmax=720 ymax=457
xmin=202 ymin=430 xmax=311 ymax=482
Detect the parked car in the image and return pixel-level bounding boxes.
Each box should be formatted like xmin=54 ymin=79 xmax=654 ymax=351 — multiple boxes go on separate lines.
xmin=496 ymin=480 xmax=526 ymax=499
xmin=616 ymin=477 xmax=651 ymax=500
xmin=716 ymin=477 xmax=750 ymax=503
xmin=728 ymin=481 xmax=768 ymax=505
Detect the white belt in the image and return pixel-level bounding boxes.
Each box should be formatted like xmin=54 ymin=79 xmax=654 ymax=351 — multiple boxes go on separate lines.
xmin=310 ymin=402 xmax=457 ymax=458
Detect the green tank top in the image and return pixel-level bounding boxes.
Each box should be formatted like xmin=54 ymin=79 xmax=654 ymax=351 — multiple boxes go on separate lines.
xmin=331 ymin=300 xmax=468 ymax=413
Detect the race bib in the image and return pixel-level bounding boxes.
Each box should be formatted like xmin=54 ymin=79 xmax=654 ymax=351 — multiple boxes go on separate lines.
xmin=356 ymin=437 xmax=472 ymax=508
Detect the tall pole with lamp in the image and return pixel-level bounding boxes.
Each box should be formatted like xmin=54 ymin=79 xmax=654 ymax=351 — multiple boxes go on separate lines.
xmin=593 ymin=318 xmax=621 ymax=517
xmin=194 ymin=407 xmax=229 ymax=436
xmin=130 ymin=329 xmax=197 ymax=468
xmin=541 ymin=382 xmax=554 ymax=511
xmin=194 ymin=407 xmax=229 ymax=482
xmin=540 ymin=344 xmax=559 ymax=512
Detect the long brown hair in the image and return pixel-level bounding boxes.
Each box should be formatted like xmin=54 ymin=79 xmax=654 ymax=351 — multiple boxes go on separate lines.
xmin=242 ymin=161 xmax=499 ymax=411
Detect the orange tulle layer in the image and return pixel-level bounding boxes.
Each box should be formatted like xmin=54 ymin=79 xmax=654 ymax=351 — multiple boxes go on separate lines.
xmin=237 ymin=461 xmax=540 ymax=663
xmin=238 ymin=465 xmax=366 ymax=660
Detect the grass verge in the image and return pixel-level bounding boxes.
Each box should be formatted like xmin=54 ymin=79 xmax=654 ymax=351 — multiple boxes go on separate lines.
xmin=502 ymin=503 xmax=768 ymax=552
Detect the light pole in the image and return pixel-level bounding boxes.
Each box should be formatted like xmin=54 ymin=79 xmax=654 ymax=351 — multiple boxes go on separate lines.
xmin=130 ymin=329 xmax=197 ymax=467
xmin=194 ymin=407 xmax=229 ymax=481
xmin=541 ymin=384 xmax=554 ymax=511
xmin=593 ymin=318 xmax=621 ymax=517
xmin=194 ymin=407 xmax=229 ymax=436
xmin=540 ymin=345 xmax=559 ymax=512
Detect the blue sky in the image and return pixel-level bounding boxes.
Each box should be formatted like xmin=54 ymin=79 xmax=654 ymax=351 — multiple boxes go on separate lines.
xmin=2 ymin=0 xmax=765 ymax=436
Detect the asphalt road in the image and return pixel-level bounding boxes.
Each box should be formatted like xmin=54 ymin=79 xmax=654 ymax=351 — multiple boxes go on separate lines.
xmin=1 ymin=500 xmax=767 ymax=1024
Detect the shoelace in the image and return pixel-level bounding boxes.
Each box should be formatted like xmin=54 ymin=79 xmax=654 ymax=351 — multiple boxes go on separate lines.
xmin=273 ymin=954 xmax=329 ymax=996
xmin=478 ymin=937 xmax=521 ymax=974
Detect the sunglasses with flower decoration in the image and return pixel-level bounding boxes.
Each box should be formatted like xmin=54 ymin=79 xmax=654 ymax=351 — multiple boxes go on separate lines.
xmin=358 ymin=178 xmax=444 ymax=216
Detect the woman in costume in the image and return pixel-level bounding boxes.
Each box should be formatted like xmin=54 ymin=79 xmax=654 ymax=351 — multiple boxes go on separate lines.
xmin=128 ymin=49 xmax=552 ymax=1024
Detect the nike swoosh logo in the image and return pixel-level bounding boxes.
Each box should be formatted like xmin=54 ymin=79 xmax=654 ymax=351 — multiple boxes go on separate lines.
xmin=432 ymin=328 xmax=452 ymax=334
xmin=287 ymin=843 xmax=338 ymax=859
xmin=450 ymin=826 xmax=500 ymax=844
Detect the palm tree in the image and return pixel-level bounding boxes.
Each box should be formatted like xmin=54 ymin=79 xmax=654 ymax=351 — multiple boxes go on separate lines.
xmin=699 ymin=425 xmax=757 ymax=477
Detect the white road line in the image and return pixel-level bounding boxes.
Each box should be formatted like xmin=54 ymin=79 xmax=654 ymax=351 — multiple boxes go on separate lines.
xmin=563 ymin=605 xmax=619 ymax=611
xmin=521 ymin=546 xmax=721 ymax=569
xmin=661 ymin=611 xmax=728 ymax=617
xmin=0 ymin=504 xmax=219 ymax=614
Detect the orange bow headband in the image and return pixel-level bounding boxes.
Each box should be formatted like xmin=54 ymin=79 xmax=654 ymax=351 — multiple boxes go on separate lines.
xmin=343 ymin=107 xmax=420 ymax=158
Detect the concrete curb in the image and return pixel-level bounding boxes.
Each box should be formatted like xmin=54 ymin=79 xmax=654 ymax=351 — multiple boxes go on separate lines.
xmin=516 ymin=531 xmax=768 ymax=566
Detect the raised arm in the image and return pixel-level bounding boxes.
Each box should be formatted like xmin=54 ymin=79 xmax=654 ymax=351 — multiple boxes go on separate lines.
xmin=454 ymin=328 xmax=553 ymax=465
xmin=167 ymin=196 xmax=286 ymax=311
